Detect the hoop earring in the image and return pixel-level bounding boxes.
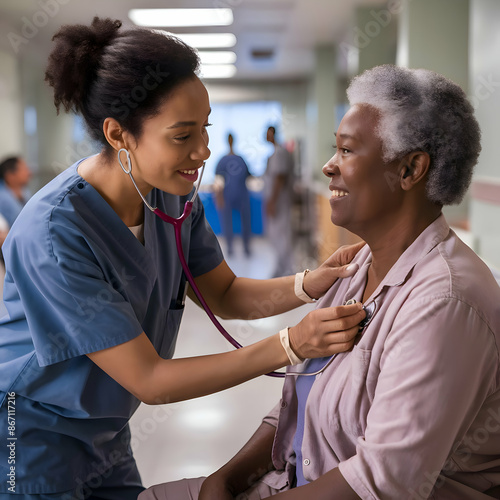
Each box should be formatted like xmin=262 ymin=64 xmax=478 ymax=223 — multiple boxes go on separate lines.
xmin=117 ymin=148 xmax=132 ymax=174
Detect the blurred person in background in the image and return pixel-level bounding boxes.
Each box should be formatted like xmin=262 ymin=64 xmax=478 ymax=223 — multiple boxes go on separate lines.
xmin=215 ymin=133 xmax=252 ymax=257
xmin=0 ymin=156 xmax=32 ymax=275
xmin=0 ymin=156 xmax=32 ymax=239
xmin=263 ymin=126 xmax=294 ymax=277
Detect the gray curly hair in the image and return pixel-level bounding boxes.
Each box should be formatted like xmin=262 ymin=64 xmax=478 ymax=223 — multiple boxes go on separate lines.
xmin=346 ymin=65 xmax=481 ymax=205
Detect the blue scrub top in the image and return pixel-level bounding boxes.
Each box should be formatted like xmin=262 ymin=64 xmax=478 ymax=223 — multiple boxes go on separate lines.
xmin=215 ymin=154 xmax=250 ymax=205
xmin=0 ymin=160 xmax=223 ymax=495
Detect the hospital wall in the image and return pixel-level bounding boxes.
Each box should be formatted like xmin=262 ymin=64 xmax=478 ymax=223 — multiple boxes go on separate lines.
xmin=469 ymin=0 xmax=500 ymax=270
xmin=0 ymin=48 xmax=23 ymax=158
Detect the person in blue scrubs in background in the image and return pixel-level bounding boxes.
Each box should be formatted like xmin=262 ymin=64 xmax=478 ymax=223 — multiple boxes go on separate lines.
xmin=0 ymin=156 xmax=32 ymax=272
xmin=215 ymin=133 xmax=252 ymax=257
xmin=0 ymin=156 xmax=32 ymax=235
xmin=0 ymin=18 xmax=366 ymax=499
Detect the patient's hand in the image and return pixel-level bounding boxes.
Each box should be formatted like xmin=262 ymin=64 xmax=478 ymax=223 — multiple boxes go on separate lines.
xmin=304 ymin=241 xmax=365 ymax=299
xmin=198 ymin=475 xmax=234 ymax=500
xmin=289 ymin=302 xmax=366 ymax=360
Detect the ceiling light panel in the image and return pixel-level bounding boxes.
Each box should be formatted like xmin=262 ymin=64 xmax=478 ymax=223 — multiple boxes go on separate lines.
xmin=199 ymin=65 xmax=237 ymax=79
xmin=174 ymin=33 xmax=237 ymax=48
xmin=198 ymin=51 xmax=237 ymax=65
xmin=129 ymin=8 xmax=233 ymax=27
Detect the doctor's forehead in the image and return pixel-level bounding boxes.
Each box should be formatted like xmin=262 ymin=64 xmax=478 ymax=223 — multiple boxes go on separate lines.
xmin=158 ymin=79 xmax=211 ymax=125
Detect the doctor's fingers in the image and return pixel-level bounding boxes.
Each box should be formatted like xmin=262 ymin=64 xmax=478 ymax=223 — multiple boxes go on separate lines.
xmin=288 ymin=306 xmax=364 ymax=359
xmin=311 ymin=302 xmax=366 ymax=323
xmin=320 ymin=305 xmax=366 ymax=331
xmin=321 ymin=324 xmax=360 ymax=355
xmin=289 ymin=303 xmax=363 ymax=342
xmin=329 ymin=241 xmax=366 ymax=266
xmin=290 ymin=322 xmax=360 ymax=359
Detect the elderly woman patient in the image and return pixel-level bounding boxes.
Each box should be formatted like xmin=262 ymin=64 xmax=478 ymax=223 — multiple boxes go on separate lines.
xmin=140 ymin=65 xmax=500 ymax=499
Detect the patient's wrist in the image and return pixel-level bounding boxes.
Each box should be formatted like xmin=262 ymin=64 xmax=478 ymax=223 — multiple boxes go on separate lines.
xmin=200 ymin=471 xmax=234 ymax=497
xmin=205 ymin=468 xmax=240 ymax=496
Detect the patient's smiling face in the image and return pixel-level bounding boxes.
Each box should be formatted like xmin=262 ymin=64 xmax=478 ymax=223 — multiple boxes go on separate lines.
xmin=322 ymin=104 xmax=404 ymax=237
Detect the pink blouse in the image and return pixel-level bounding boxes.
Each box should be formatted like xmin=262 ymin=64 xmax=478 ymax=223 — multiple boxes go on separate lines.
xmin=262 ymin=215 xmax=500 ymax=499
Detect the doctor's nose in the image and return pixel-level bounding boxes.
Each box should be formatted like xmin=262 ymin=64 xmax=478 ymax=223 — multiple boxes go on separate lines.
xmin=191 ymin=138 xmax=211 ymax=163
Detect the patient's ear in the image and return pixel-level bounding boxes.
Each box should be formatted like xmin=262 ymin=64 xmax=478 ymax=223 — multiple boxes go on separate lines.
xmin=399 ymin=152 xmax=430 ymax=191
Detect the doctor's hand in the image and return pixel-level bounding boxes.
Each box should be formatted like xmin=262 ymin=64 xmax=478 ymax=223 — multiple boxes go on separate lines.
xmin=303 ymin=241 xmax=366 ymax=300
xmin=288 ymin=302 xmax=366 ymax=360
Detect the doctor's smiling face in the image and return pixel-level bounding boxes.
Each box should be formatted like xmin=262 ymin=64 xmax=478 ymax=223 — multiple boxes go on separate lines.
xmin=121 ymin=75 xmax=211 ymax=197
xmin=322 ymin=104 xmax=404 ymax=238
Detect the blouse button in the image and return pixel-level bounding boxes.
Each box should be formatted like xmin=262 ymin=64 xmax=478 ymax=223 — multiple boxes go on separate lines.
xmin=77 ymin=183 xmax=84 ymax=189
xmin=280 ymin=400 xmax=288 ymax=409
xmin=303 ymin=458 xmax=310 ymax=466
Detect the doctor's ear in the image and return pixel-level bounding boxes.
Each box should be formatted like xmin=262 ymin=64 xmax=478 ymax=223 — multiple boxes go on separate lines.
xmin=102 ymin=118 xmax=134 ymax=152
xmin=399 ymin=152 xmax=430 ymax=191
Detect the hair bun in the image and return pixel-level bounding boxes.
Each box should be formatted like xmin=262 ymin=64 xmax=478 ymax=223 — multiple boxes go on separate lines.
xmin=45 ymin=17 xmax=122 ymax=114
xmin=82 ymin=17 xmax=122 ymax=57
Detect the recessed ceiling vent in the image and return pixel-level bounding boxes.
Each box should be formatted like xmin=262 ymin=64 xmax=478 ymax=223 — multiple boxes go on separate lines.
xmin=251 ymin=48 xmax=275 ymax=60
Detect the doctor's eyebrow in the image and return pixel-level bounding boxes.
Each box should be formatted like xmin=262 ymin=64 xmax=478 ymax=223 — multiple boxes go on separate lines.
xmin=166 ymin=109 xmax=212 ymax=129
xmin=166 ymin=121 xmax=197 ymax=129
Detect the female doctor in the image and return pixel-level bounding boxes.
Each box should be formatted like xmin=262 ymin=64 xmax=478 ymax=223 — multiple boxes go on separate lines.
xmin=0 ymin=18 xmax=365 ymax=499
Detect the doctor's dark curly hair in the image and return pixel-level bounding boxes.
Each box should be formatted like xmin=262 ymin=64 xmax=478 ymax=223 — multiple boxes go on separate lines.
xmin=347 ymin=65 xmax=481 ymax=205
xmin=45 ymin=17 xmax=200 ymax=155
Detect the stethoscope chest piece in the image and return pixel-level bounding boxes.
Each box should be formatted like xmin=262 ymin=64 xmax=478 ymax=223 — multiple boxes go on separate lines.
xmin=344 ymin=298 xmax=377 ymax=330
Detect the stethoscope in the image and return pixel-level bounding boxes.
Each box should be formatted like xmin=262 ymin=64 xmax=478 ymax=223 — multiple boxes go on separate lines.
xmin=286 ymin=299 xmax=377 ymax=377
xmin=118 ymin=149 xmax=286 ymax=377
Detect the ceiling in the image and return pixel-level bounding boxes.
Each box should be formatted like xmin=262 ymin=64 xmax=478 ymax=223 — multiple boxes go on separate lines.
xmin=0 ymin=0 xmax=388 ymax=81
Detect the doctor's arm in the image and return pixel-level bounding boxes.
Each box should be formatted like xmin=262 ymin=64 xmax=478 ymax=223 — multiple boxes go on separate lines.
xmin=189 ymin=241 xmax=364 ymax=320
xmin=86 ymin=301 xmax=365 ymax=405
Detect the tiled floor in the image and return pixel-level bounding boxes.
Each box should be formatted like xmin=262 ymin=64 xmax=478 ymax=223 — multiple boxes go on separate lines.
xmin=130 ymin=236 xmax=316 ymax=488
